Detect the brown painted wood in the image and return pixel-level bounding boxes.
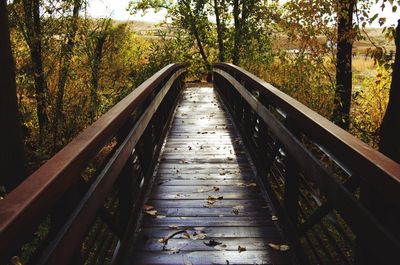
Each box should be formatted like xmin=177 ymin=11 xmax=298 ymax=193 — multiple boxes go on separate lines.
xmin=125 ymin=86 xmax=293 ymax=265
xmin=0 ymin=64 xmax=186 ymax=264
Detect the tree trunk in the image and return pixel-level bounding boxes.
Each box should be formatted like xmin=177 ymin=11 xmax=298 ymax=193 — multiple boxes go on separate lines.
xmin=52 ymin=0 xmax=81 ymax=150
xmin=23 ymin=0 xmax=48 ymax=136
xmin=89 ymin=34 xmax=106 ymax=122
xmin=379 ymin=20 xmax=400 ymax=163
xmin=213 ymin=0 xmax=225 ymax=62
xmin=0 ymin=0 xmax=26 ymax=192
xmin=232 ymin=0 xmax=240 ymax=65
xmin=182 ymin=0 xmax=211 ymax=80
xmin=332 ymin=0 xmax=355 ymax=130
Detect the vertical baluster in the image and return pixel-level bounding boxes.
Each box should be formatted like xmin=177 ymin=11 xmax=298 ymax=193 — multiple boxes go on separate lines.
xmin=284 ymin=117 xmax=301 ymax=225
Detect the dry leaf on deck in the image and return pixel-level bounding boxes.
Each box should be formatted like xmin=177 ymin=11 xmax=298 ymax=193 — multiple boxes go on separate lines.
xmin=268 ymin=243 xmax=290 ymax=251
xmin=191 ymin=231 xmax=207 ymax=240
xmin=204 ymin=239 xmax=222 ymax=247
xmin=238 ymin=245 xmax=246 ymax=253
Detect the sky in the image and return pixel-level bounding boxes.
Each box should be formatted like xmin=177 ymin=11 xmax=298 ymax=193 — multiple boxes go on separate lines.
xmin=87 ymin=0 xmax=399 ymax=27
xmin=87 ymin=0 xmax=166 ymax=22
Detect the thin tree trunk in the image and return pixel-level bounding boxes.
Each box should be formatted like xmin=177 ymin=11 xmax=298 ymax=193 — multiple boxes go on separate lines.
xmin=89 ymin=34 xmax=106 ymax=121
xmin=332 ymin=0 xmax=355 ymax=130
xmin=213 ymin=0 xmax=225 ymax=62
xmin=52 ymin=0 xmax=81 ymax=150
xmin=232 ymin=0 xmax=240 ymax=65
xmin=23 ymin=0 xmax=48 ymax=137
xmin=0 ymin=0 xmax=26 ymax=192
xmin=182 ymin=0 xmax=211 ymax=80
xmin=379 ymin=20 xmax=400 ymax=163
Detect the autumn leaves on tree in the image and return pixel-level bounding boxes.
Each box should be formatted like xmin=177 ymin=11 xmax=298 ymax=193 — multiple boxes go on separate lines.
xmin=1 ymin=0 xmax=400 ymax=192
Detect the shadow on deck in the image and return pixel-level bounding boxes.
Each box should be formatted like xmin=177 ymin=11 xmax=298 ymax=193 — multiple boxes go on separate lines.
xmin=125 ymin=86 xmax=294 ymax=264
xmin=1 ymin=63 xmax=399 ymax=265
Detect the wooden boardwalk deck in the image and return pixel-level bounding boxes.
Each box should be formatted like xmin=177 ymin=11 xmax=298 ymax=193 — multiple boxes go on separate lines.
xmin=127 ymin=86 xmax=293 ymax=264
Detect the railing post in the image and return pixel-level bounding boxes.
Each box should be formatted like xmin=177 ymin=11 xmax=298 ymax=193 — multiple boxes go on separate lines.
xmin=283 ymin=117 xmax=301 ymax=230
xmin=357 ymin=184 xmax=400 ymax=265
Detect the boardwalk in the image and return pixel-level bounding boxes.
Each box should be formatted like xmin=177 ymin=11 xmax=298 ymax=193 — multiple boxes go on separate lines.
xmin=128 ymin=86 xmax=293 ymax=264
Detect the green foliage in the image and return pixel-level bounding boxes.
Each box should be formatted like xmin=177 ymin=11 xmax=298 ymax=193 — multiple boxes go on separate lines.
xmin=351 ymin=65 xmax=392 ymax=146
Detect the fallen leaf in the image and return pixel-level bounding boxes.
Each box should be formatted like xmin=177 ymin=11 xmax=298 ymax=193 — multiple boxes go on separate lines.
xmin=232 ymin=205 xmax=244 ymax=215
xmin=268 ymin=243 xmax=290 ymax=251
xmin=213 ymin=186 xmax=220 ymax=192
xmin=156 ymin=215 xmax=166 ymax=219
xmin=145 ymin=210 xmax=158 ymax=217
xmin=238 ymin=245 xmax=246 ymax=253
xmin=191 ymin=231 xmax=207 ymax=240
xmin=207 ymin=195 xmax=223 ymax=201
xmin=10 ymin=256 xmax=22 ymax=265
xmin=181 ymin=232 xmax=191 ymax=239
xmin=236 ymin=182 xmax=257 ymax=188
xmin=204 ymin=239 xmax=222 ymax=247
xmin=272 ymin=215 xmax=278 ymax=221
xmin=164 ymin=247 xmax=180 ymax=254
xmin=168 ymin=225 xmax=179 ymax=229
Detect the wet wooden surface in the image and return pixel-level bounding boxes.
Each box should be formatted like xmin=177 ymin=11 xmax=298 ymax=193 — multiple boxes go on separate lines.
xmin=128 ymin=86 xmax=293 ymax=264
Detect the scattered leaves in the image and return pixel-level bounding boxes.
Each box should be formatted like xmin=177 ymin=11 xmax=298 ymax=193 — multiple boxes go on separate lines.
xmin=208 ymin=195 xmax=223 ymax=201
xmin=191 ymin=231 xmax=207 ymax=240
xmin=236 ymin=182 xmax=257 ymax=188
xmin=204 ymin=239 xmax=223 ymax=246
xmin=181 ymin=232 xmax=191 ymax=239
xmin=144 ymin=205 xmax=158 ymax=217
xmin=268 ymin=243 xmax=290 ymax=251
xmin=164 ymin=247 xmax=180 ymax=254
xmin=238 ymin=245 xmax=247 ymax=253
xmin=232 ymin=205 xmax=244 ymax=215
xmin=10 ymin=256 xmax=22 ymax=265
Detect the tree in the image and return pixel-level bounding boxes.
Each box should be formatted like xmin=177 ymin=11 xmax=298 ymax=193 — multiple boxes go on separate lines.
xmin=52 ymin=0 xmax=82 ymax=150
xmin=379 ymin=20 xmax=400 ymax=163
xmin=213 ymin=0 xmax=225 ymax=62
xmin=0 ymin=0 xmax=26 ymax=192
xmin=10 ymin=0 xmax=49 ymax=137
xmin=232 ymin=0 xmax=256 ymax=65
xmin=332 ymin=0 xmax=356 ymax=130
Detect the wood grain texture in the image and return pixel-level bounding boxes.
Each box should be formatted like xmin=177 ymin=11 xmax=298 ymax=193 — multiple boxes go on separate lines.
xmin=127 ymin=86 xmax=293 ymax=265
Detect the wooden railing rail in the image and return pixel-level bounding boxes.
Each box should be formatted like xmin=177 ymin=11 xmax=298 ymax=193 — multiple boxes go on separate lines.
xmin=213 ymin=63 xmax=400 ymax=265
xmin=0 ymin=64 xmax=186 ymax=265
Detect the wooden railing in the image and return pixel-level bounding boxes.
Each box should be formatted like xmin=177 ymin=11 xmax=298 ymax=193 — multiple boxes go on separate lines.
xmin=213 ymin=63 xmax=400 ymax=265
xmin=0 ymin=64 xmax=186 ymax=265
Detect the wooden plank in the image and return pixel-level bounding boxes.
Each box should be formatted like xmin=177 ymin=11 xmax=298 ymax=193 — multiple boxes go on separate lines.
xmin=129 ymin=251 xmax=291 ymax=265
xmin=141 ymin=226 xmax=280 ymax=238
xmin=146 ymin=199 xmax=268 ymax=208
xmin=139 ymin=238 xmax=287 ymax=251
xmin=127 ymin=86 xmax=292 ymax=265
xmin=142 ymin=217 xmax=273 ymax=227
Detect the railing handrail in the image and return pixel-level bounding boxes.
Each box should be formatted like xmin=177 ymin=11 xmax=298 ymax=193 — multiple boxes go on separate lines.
xmin=214 ymin=63 xmax=400 ymax=201
xmin=0 ymin=63 xmax=185 ymax=260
